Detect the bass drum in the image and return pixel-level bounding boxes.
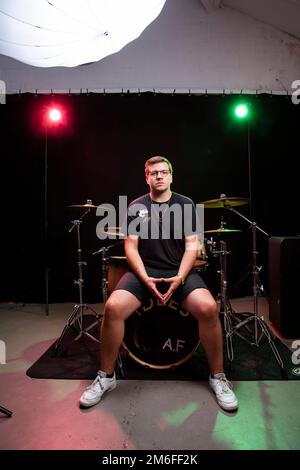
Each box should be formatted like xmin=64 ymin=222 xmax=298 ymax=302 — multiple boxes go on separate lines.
xmin=123 ymin=299 xmax=200 ymax=369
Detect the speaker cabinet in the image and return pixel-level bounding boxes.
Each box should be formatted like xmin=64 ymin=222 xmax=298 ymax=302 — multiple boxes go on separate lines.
xmin=269 ymin=236 xmax=300 ymax=338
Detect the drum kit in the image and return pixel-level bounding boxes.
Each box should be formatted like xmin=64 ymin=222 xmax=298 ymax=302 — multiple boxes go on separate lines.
xmin=201 ymin=194 xmax=284 ymax=372
xmin=53 ymin=195 xmax=285 ymax=376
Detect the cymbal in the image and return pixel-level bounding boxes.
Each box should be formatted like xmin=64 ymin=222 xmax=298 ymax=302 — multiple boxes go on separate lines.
xmin=102 ymin=227 xmax=125 ymax=237
xmin=204 ymin=227 xmax=242 ymax=233
xmin=200 ymin=196 xmax=249 ymax=208
xmin=68 ymin=203 xmax=99 ymax=209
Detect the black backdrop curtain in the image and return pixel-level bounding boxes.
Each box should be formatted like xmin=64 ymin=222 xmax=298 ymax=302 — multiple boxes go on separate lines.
xmin=1 ymin=93 xmax=298 ymax=303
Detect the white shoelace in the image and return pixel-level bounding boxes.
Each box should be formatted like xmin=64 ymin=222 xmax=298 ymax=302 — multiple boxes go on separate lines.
xmin=87 ymin=375 xmax=103 ymax=392
xmin=217 ymin=377 xmax=233 ymax=393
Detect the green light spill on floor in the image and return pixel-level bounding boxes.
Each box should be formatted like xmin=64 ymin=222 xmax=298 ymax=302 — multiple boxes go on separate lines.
xmin=214 ymin=382 xmax=269 ymax=449
xmin=213 ymin=381 xmax=300 ymax=450
xmin=162 ymin=402 xmax=199 ymax=427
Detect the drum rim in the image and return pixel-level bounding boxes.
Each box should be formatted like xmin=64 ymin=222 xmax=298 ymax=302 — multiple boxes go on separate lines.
xmin=122 ymin=339 xmax=200 ymax=370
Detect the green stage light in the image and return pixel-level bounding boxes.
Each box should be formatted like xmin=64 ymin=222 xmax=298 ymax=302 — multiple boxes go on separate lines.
xmin=234 ymin=103 xmax=249 ymax=119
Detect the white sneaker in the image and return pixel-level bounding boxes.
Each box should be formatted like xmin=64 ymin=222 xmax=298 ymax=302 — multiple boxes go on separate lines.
xmin=209 ymin=373 xmax=238 ymax=411
xmin=79 ymin=371 xmax=116 ymax=408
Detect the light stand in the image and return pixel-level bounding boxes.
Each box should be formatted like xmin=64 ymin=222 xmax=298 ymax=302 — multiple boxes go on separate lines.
xmin=44 ymin=125 xmax=49 ymax=315
xmin=43 ymin=108 xmax=62 ymax=315
xmin=225 ymin=204 xmax=285 ymax=373
xmin=233 ymin=119 xmax=255 ymax=291
xmin=53 ymin=209 xmax=100 ymax=356
xmin=247 ymin=118 xmax=253 ymax=219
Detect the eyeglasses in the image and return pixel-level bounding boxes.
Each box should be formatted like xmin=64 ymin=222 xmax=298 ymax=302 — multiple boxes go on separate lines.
xmin=148 ymin=170 xmax=170 ymax=178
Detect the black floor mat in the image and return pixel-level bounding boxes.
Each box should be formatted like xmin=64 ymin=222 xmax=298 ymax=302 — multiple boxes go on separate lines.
xmin=26 ymin=315 xmax=299 ymax=381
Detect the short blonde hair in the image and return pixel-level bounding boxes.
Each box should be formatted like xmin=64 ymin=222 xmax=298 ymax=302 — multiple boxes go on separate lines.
xmin=145 ymin=156 xmax=173 ymax=175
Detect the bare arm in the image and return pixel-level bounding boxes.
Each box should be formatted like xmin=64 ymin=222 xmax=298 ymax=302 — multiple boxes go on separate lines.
xmin=125 ymin=235 xmax=165 ymax=302
xmin=177 ymin=234 xmax=198 ymax=282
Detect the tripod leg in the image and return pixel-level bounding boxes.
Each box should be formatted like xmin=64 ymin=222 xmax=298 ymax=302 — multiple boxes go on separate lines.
xmin=223 ymin=309 xmax=234 ymax=363
xmin=83 ymin=328 xmax=101 ymax=343
xmin=257 ymin=318 xmax=285 ymax=371
xmin=81 ymin=305 xmax=101 ymax=340
xmin=0 ymin=405 xmax=13 ymax=417
xmin=53 ymin=305 xmax=81 ymax=356
xmin=231 ymin=313 xmax=287 ymax=376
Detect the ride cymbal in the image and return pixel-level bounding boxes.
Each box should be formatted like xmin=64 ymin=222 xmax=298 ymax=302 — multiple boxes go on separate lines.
xmin=200 ymin=196 xmax=249 ymax=208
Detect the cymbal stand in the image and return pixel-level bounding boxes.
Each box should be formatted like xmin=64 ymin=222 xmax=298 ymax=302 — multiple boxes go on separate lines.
xmin=214 ymin=240 xmax=235 ymax=362
xmin=54 ymin=211 xmax=100 ymax=356
xmin=93 ymin=245 xmax=111 ymax=304
xmin=225 ymin=205 xmax=285 ymax=373
xmin=93 ymin=241 xmax=124 ymax=303
xmin=93 ymin=242 xmax=125 ymax=377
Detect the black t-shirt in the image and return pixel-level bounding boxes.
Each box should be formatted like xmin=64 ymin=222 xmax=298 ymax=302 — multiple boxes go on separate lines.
xmin=123 ymin=192 xmax=199 ymax=270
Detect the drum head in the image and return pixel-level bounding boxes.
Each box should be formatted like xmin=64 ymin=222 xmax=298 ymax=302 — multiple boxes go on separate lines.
xmin=123 ymin=300 xmax=200 ymax=369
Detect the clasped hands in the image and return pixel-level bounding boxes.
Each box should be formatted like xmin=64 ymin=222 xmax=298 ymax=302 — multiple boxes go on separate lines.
xmin=144 ymin=276 xmax=182 ymax=305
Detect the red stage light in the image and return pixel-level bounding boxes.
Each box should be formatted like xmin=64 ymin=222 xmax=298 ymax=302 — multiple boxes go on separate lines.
xmin=48 ymin=108 xmax=62 ymax=122
xmin=32 ymin=101 xmax=72 ymax=136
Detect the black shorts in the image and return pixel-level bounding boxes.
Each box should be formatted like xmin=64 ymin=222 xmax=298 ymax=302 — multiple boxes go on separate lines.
xmin=113 ymin=266 xmax=208 ymax=304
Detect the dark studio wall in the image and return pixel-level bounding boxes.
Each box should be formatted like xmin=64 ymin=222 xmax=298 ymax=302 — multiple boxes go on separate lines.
xmin=1 ymin=93 xmax=299 ymax=304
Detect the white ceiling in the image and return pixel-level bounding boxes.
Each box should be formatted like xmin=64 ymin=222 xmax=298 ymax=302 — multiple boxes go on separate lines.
xmin=201 ymin=0 xmax=300 ymax=39
xmin=1 ymin=0 xmax=299 ymax=93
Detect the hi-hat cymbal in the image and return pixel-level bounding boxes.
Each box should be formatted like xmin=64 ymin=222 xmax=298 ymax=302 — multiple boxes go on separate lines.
xmin=67 ymin=202 xmax=111 ymax=210
xmin=101 ymin=227 xmax=125 ymax=237
xmin=200 ymin=196 xmax=249 ymax=208
xmin=204 ymin=227 xmax=241 ymax=233
xmin=68 ymin=203 xmax=99 ymax=209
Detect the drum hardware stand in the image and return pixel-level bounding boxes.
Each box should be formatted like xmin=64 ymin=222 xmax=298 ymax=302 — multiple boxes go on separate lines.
xmin=224 ymin=205 xmax=285 ymax=374
xmin=214 ymin=240 xmax=234 ymax=362
xmin=53 ymin=211 xmax=100 ymax=356
xmin=213 ymin=240 xmax=248 ymax=362
xmin=233 ymin=261 xmax=265 ymax=296
xmin=93 ymin=242 xmax=125 ymax=377
xmin=93 ymin=242 xmax=123 ymax=303
xmin=0 ymin=405 xmax=12 ymax=417
xmin=205 ymin=236 xmax=216 ymax=257
xmin=194 ymin=236 xmax=216 ymax=273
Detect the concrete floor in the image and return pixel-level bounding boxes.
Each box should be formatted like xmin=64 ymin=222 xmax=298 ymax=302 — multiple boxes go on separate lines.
xmin=0 ymin=298 xmax=300 ymax=451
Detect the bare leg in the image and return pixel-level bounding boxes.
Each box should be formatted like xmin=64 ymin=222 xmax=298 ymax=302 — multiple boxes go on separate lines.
xmin=182 ymin=288 xmax=223 ymax=375
xmin=100 ymin=289 xmax=141 ymax=374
